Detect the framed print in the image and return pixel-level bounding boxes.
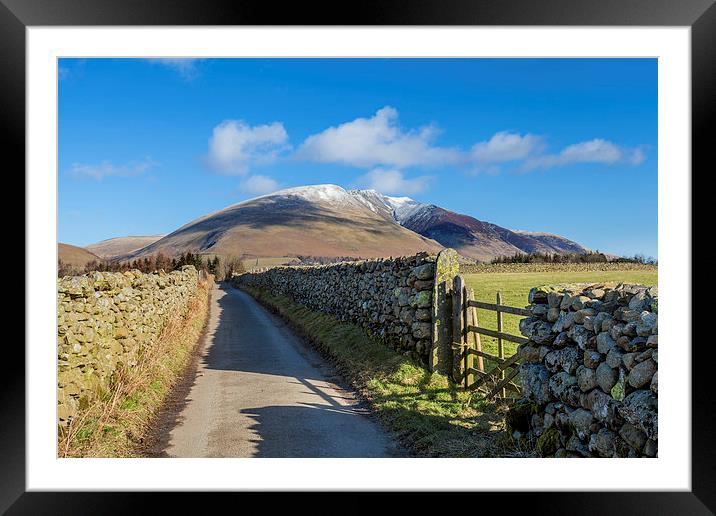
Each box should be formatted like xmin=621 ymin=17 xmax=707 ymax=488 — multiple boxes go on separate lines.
xmin=6 ymin=0 xmax=712 ymax=512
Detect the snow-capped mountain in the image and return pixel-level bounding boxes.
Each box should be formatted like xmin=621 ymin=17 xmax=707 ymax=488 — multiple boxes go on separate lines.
xmin=128 ymin=185 xmax=443 ymax=261
xmin=124 ymin=184 xmax=587 ymax=262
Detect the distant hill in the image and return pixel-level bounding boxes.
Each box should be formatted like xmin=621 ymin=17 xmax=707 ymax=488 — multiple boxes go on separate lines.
xmin=86 ymin=235 xmax=164 ymax=260
xmin=510 ymin=230 xmax=588 ymax=255
xmin=58 ymin=243 xmax=101 ymax=267
xmin=128 ymin=185 xmax=444 ymax=260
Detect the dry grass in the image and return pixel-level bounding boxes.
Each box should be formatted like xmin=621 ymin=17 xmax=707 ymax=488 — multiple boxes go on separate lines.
xmin=58 ymin=277 xmax=213 ymax=458
xmin=58 ymin=243 xmax=101 ymax=267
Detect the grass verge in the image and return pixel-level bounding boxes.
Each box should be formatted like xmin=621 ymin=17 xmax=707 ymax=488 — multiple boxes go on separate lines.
xmin=58 ymin=276 xmax=213 ymax=457
xmin=241 ymin=285 xmax=533 ymax=457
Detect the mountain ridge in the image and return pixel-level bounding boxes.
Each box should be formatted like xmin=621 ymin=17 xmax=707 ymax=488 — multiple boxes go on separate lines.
xmin=91 ymin=184 xmax=588 ymax=263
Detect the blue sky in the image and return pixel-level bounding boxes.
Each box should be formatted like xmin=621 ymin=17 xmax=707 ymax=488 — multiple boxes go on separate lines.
xmin=58 ymin=58 xmax=657 ymax=258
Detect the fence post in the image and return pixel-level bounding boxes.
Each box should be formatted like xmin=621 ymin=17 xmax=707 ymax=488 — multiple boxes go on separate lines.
xmin=465 ymin=285 xmax=484 ymax=374
xmin=496 ymin=291 xmax=506 ymax=398
xmin=431 ymin=249 xmax=460 ymax=375
xmin=452 ymin=275 xmax=466 ymax=384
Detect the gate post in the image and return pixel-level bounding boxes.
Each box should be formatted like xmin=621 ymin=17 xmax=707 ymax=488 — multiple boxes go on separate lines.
xmin=430 ymin=249 xmax=459 ymax=375
xmin=452 ymin=275 xmax=467 ymax=384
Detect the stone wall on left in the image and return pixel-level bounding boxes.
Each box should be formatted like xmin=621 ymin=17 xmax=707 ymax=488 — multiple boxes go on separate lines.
xmin=57 ymin=265 xmax=199 ymax=426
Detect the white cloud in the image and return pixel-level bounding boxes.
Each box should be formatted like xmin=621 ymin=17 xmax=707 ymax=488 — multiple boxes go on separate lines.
xmin=150 ymin=58 xmax=202 ymax=79
xmin=469 ymin=131 xmax=543 ymax=172
xmin=206 ymin=120 xmax=289 ymax=174
xmin=69 ymin=158 xmax=156 ymax=180
xmin=522 ymin=139 xmax=646 ymax=171
xmin=240 ymin=175 xmax=280 ymax=195
xmin=355 ymin=168 xmax=432 ymax=195
xmin=297 ymin=106 xmax=460 ymax=168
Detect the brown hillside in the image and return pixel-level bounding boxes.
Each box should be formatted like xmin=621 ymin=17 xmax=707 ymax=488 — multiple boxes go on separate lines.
xmin=58 ymin=243 xmax=101 ymax=267
xmin=86 ymin=235 xmax=164 ymax=260
xmin=130 ymin=185 xmax=444 ymax=260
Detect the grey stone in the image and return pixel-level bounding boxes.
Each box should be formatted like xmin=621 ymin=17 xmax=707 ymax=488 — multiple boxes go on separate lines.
xmin=643 ymin=439 xmax=658 ymax=457
xmin=411 ymin=322 xmax=431 ymax=339
xmin=583 ymin=350 xmax=602 ymax=369
xmin=553 ymin=312 xmax=575 ymax=332
xmin=547 ymin=307 xmax=561 ymax=322
xmin=568 ymin=325 xmax=592 ymax=350
xmin=565 ymin=435 xmax=590 ymax=457
xmin=547 ymin=291 xmax=562 ymax=308
xmin=521 ymin=363 xmax=551 ymax=404
xmin=619 ymin=423 xmax=647 ymax=452
xmin=553 ymin=331 xmax=571 ymax=347
xmin=582 ymin=388 xmax=620 ymax=428
xmin=596 ymin=362 xmax=618 ymax=393
xmin=596 ymin=332 xmax=617 ymax=354
xmin=412 ymin=263 xmax=434 ymax=280
xmin=628 ymin=291 xmax=649 ymax=311
xmin=571 ymin=296 xmax=591 ymax=311
xmin=520 ymin=317 xmax=554 ymax=344
xmin=589 ymin=428 xmax=617 ymax=458
xmin=549 ymin=372 xmax=581 ymax=405
xmin=569 ymin=408 xmax=594 ymax=440
xmin=605 ymin=348 xmax=624 ymax=369
xmin=619 ymin=390 xmax=658 ymax=440
xmin=576 ymin=365 xmax=598 ymax=392
xmin=415 ymin=308 xmax=431 ymax=321
xmin=628 ymin=359 xmax=657 ymax=389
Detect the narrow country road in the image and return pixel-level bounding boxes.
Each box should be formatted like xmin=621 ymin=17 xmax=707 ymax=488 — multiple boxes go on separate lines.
xmin=149 ymin=283 xmax=401 ymax=458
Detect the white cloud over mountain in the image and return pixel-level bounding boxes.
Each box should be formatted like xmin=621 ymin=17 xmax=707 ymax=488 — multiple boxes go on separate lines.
xmin=240 ymin=175 xmax=280 ymax=195
xmin=297 ymin=106 xmax=461 ymax=168
xmin=355 ymin=168 xmax=432 ymax=195
xmin=206 ymin=120 xmax=289 ymax=174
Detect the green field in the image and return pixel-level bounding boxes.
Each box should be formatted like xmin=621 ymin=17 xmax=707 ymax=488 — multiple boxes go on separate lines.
xmin=463 ymin=269 xmax=659 ymax=373
xmin=242 ymin=256 xmax=300 ymax=270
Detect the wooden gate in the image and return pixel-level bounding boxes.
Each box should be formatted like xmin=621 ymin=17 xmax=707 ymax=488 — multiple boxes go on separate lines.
xmin=451 ymin=275 xmax=530 ymax=399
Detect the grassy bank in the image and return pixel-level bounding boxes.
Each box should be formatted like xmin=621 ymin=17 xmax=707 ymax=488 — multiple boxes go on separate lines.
xmin=463 ymin=269 xmax=658 ymax=372
xmin=58 ymin=276 xmax=213 ymax=458
xmin=241 ymin=285 xmax=529 ymax=457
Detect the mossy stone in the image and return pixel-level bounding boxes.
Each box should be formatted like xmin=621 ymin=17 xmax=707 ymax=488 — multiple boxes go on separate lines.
xmin=536 ymin=427 xmax=561 ymax=457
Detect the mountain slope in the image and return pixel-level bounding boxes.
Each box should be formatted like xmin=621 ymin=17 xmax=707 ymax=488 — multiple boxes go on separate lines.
xmin=511 ymin=230 xmax=588 ymax=255
xmin=129 ymin=185 xmax=444 ymax=260
xmin=86 ymin=235 xmax=165 ymax=260
xmin=58 ymin=243 xmax=101 ymax=267
xmin=350 ymin=190 xmax=588 ymax=262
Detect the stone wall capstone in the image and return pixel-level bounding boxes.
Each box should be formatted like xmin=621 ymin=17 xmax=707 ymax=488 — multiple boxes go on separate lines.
xmin=233 ymin=253 xmax=438 ymax=360
xmin=57 ymin=266 xmax=200 ymax=426
xmin=510 ymin=282 xmax=658 ymax=457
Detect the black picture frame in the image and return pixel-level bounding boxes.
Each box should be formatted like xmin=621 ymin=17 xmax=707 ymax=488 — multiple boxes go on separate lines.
xmin=6 ymin=0 xmax=711 ymax=512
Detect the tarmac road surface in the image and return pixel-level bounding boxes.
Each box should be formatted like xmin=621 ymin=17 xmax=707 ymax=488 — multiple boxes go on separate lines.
xmin=153 ymin=283 xmax=401 ymax=458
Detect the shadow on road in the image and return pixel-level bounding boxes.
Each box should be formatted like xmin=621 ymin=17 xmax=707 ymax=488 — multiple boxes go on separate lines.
xmin=197 ymin=283 xmax=399 ymax=457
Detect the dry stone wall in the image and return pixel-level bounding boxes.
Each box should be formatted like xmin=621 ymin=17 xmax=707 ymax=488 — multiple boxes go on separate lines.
xmin=510 ymin=283 xmax=658 ymax=457
xmin=57 ymin=266 xmax=199 ymax=426
xmin=234 ymin=253 xmax=438 ymax=361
